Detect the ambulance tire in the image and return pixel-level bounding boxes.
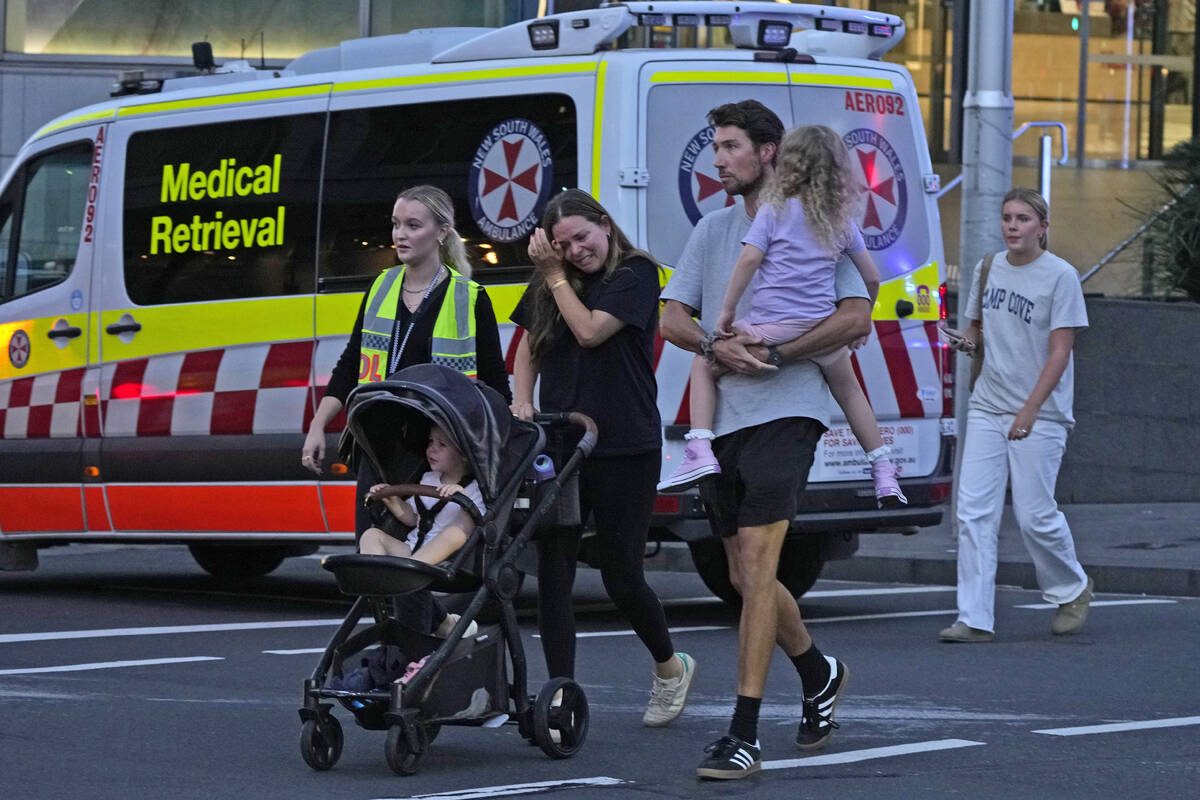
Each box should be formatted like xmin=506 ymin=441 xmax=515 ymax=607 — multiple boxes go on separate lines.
xmin=688 ymin=534 xmax=824 ymax=609
xmin=188 ymin=544 xmax=315 ymax=579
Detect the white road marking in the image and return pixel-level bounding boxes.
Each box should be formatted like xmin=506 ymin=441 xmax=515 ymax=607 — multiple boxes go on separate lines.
xmin=1032 ymin=716 xmax=1200 ymax=737
xmin=378 ymin=776 xmax=628 ymax=800
xmin=0 ymin=656 xmax=224 ymax=676
xmin=664 ymin=586 xmax=955 ymax=607
xmin=805 ymin=609 xmax=958 ymax=624
xmin=549 ymin=610 xmax=960 ymax=640
xmin=1015 ymin=599 xmax=1176 ymax=610
xmin=0 ymin=619 xmax=344 ymax=644
xmin=762 ymin=738 xmax=986 ymax=770
xmin=803 ymin=586 xmax=957 ymax=599
xmin=264 ymin=648 xmax=327 ymax=655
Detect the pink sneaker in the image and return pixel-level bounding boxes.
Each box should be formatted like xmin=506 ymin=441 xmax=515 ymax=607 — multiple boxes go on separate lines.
xmin=657 ymin=439 xmax=721 ymax=493
xmin=398 ymin=655 xmax=429 ymax=685
xmin=871 ymin=459 xmax=908 ymax=508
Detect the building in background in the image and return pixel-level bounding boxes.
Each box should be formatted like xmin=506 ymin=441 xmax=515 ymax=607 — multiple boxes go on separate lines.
xmin=1 ymin=1 xmax=1196 ymax=172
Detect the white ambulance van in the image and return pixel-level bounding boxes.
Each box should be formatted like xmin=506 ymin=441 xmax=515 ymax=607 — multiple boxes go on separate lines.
xmin=0 ymin=2 xmax=952 ymax=597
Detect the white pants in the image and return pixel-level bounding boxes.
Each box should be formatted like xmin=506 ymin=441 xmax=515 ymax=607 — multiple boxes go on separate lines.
xmin=954 ymin=409 xmax=1088 ymax=632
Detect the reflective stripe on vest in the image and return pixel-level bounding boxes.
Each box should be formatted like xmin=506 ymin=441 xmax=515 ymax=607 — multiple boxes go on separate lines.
xmin=358 ymin=265 xmax=478 ymax=383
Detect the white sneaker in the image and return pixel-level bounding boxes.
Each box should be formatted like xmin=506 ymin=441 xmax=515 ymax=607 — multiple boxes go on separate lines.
xmin=643 ymin=652 xmax=697 ymax=727
xmin=434 ymin=613 xmax=479 ymax=639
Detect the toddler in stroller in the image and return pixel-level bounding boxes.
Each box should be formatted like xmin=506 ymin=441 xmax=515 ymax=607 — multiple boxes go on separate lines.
xmin=299 ymin=364 xmax=597 ymax=776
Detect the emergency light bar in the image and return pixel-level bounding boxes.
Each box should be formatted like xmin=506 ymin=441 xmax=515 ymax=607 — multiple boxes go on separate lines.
xmin=433 ymin=1 xmax=904 ymax=64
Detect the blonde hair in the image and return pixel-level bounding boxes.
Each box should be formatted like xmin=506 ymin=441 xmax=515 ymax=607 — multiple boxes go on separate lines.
xmin=1002 ymin=187 xmax=1049 ymax=250
xmin=395 ymin=185 xmax=472 ymax=278
xmin=761 ymin=125 xmax=861 ymax=253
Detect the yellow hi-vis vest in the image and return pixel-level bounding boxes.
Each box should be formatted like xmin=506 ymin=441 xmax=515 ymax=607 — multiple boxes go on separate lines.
xmin=357 ymin=265 xmax=479 ymax=383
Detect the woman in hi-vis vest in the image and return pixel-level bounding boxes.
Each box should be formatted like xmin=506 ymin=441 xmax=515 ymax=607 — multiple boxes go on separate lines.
xmin=301 ymin=185 xmax=510 ymax=568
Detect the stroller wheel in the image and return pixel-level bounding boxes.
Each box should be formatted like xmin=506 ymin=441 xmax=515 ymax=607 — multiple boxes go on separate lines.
xmin=300 ymin=716 xmax=344 ymax=770
xmin=385 ymin=721 xmax=428 ymax=776
xmin=533 ymin=677 xmax=588 ymax=759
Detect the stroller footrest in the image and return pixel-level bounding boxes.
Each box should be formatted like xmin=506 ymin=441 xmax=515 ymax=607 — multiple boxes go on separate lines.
xmin=323 ymin=554 xmax=451 ymax=596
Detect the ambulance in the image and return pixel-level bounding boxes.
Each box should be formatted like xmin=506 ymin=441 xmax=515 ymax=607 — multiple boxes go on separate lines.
xmin=0 ymin=2 xmax=953 ymax=600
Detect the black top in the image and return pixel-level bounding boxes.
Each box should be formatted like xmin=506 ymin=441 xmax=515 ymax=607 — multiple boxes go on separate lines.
xmin=511 ymin=255 xmax=662 ymax=457
xmin=325 ymin=278 xmax=512 ymax=405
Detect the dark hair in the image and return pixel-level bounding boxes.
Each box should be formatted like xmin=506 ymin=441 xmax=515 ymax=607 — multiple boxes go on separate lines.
xmin=525 ymin=188 xmax=661 ymax=358
xmin=707 ymin=100 xmax=785 ymax=164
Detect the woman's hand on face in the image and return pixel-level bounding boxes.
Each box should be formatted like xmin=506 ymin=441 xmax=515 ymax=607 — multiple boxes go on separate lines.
xmin=1008 ymin=410 xmax=1036 ymax=441
xmin=510 ymin=401 xmax=537 ymax=421
xmin=528 ymin=228 xmax=566 ymax=279
xmin=301 ymin=429 xmax=325 ymax=475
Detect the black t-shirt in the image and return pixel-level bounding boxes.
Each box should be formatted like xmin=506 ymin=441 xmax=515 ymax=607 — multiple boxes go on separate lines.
xmin=511 ymin=255 xmax=662 ymax=456
xmin=325 ymin=278 xmax=512 ymax=404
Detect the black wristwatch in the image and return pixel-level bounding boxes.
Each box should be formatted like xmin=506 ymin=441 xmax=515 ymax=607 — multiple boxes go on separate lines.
xmin=766 ymin=345 xmax=783 ymax=367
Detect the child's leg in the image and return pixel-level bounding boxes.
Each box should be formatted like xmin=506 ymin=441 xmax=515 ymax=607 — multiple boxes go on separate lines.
xmin=656 ymin=355 xmax=722 ymax=493
xmin=687 ymin=354 xmax=717 ymax=435
xmin=820 ymin=354 xmax=883 ymax=453
xmin=359 ymin=527 xmax=414 ymax=557
xmin=820 ymin=353 xmax=907 ymax=506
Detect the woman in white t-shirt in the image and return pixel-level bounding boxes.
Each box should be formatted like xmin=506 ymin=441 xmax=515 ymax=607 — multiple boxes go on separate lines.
xmin=939 ymin=187 xmax=1093 ymax=643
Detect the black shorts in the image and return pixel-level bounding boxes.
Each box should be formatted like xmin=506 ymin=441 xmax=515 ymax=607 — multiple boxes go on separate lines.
xmin=698 ymin=417 xmax=825 ymax=538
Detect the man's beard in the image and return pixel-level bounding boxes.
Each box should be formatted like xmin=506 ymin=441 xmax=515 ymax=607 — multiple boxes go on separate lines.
xmin=725 ymin=170 xmax=765 ymax=198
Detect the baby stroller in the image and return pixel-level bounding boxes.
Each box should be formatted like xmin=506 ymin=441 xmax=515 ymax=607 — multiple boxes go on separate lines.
xmin=298 ymin=363 xmax=597 ymax=775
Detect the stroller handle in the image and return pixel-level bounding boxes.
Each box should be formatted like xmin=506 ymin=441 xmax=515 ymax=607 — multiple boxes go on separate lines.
xmin=367 ymin=484 xmax=484 ymax=525
xmin=533 ymin=412 xmax=598 ymax=458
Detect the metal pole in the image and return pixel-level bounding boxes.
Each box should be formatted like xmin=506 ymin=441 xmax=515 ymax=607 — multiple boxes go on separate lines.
xmin=948 ymin=0 xmax=970 ymax=164
xmin=1194 ymin=0 xmax=1200 ymax=139
xmin=953 ymin=0 xmax=1013 ymax=530
xmin=1076 ymin=0 xmax=1089 ymax=168
xmin=1038 ymin=134 xmax=1052 ymax=209
xmin=1148 ymin=0 xmax=1168 ymax=159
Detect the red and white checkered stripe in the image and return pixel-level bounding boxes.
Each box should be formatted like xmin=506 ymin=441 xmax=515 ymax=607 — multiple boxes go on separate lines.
xmin=0 ymin=368 xmax=85 ymax=439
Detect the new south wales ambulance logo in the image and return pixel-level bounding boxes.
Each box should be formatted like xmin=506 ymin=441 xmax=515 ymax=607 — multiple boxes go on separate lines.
xmin=8 ymin=329 xmax=30 ymax=368
xmin=843 ymin=128 xmax=907 ymax=250
xmin=468 ymin=118 xmax=554 ymax=243
xmin=679 ymin=126 xmax=734 ymax=225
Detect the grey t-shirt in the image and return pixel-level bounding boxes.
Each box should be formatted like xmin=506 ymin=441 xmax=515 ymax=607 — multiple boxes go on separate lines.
xmin=964 ymin=250 xmax=1088 ymax=428
xmin=661 ymin=201 xmax=870 ymax=437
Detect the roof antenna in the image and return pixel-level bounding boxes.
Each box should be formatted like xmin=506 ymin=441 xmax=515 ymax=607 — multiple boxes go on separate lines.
xmin=192 ymin=41 xmax=216 ymax=74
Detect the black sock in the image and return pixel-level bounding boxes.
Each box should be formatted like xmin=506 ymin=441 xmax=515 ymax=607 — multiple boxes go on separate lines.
xmin=729 ymin=694 xmax=761 ymax=744
xmin=791 ymin=645 xmax=831 ymax=698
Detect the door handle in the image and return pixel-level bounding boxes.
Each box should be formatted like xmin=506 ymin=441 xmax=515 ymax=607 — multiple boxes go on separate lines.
xmin=105 ymin=320 xmax=142 ymax=335
xmin=47 ymin=326 xmax=82 ymax=340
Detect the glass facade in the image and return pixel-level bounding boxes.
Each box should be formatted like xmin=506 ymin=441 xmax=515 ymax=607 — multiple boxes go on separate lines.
xmin=2 ymin=0 xmax=528 ymax=61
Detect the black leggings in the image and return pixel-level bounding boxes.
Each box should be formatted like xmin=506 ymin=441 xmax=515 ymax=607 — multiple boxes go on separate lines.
xmin=537 ymin=450 xmax=674 ymax=678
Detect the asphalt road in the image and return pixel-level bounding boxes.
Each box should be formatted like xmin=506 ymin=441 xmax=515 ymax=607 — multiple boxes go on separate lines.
xmin=1 ymin=545 xmax=1197 ymax=800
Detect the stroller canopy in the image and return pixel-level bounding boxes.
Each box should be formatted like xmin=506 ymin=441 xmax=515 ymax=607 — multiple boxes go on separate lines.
xmin=343 ymin=364 xmax=515 ymax=503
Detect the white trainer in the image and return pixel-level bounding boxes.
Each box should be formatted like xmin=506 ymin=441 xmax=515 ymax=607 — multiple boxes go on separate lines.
xmin=643 ymin=652 xmax=697 ymax=727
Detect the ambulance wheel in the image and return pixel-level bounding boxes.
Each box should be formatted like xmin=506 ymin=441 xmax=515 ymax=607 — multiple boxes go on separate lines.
xmin=533 ymin=677 xmax=588 ymax=758
xmin=385 ymin=722 xmax=427 ymax=776
xmin=300 ymin=716 xmax=343 ymax=770
xmin=189 ymin=544 xmax=286 ymax=579
xmin=688 ymin=534 xmax=824 ymax=608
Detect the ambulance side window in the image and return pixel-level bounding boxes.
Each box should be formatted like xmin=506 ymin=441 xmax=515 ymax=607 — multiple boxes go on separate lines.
xmin=123 ymin=114 xmax=324 ymax=305
xmin=319 ymin=93 xmax=578 ymax=290
xmin=0 ymin=143 xmax=93 ymax=303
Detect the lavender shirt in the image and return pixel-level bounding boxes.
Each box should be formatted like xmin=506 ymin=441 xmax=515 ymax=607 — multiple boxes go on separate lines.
xmin=740 ymin=197 xmax=866 ymax=325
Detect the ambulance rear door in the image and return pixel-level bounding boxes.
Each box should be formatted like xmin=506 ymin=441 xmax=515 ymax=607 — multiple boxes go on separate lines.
xmin=0 ymin=129 xmax=101 ymax=537
xmin=638 ymin=55 xmax=795 ymax=450
xmin=96 ymin=88 xmax=331 ymax=535
xmin=786 ymin=61 xmax=944 ymax=486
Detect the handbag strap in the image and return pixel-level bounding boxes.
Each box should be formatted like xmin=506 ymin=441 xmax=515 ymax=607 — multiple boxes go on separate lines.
xmin=975 ymin=252 xmax=996 ymax=330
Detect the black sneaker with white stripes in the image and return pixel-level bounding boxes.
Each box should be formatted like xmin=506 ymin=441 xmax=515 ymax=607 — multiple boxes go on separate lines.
xmin=795 ymin=656 xmax=850 ymax=750
xmin=696 ymin=734 xmax=761 ymax=780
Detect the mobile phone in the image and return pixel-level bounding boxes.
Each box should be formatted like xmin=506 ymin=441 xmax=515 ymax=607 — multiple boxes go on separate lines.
xmin=938 ymin=325 xmax=965 ymax=346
